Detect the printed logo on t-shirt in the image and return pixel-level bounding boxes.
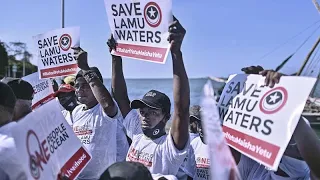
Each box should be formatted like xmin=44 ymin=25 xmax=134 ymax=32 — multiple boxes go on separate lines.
xmin=73 ymin=125 xmax=93 ymax=145
xmin=196 ymin=157 xmax=210 ymax=179
xmin=127 ymin=147 xmax=154 ymax=167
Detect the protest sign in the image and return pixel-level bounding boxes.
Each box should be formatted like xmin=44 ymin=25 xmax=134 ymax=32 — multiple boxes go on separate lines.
xmin=12 ymin=100 xmax=91 ymax=180
xmin=34 ymin=27 xmax=80 ymax=79
xmin=201 ymin=80 xmax=241 ymax=180
xmin=104 ymin=0 xmax=172 ymax=64
xmin=22 ymin=72 xmax=55 ymax=109
xmin=218 ymin=74 xmax=316 ymax=170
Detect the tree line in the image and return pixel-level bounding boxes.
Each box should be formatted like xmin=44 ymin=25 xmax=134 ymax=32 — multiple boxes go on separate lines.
xmin=0 ymin=41 xmax=37 ymax=79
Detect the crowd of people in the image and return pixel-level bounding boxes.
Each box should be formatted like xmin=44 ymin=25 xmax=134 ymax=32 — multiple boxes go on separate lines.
xmin=1 ymin=16 xmax=320 ymax=180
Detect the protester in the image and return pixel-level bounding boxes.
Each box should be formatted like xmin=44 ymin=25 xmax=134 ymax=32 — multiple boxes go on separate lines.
xmin=1 ymin=77 xmax=33 ymax=121
xmin=54 ymin=84 xmax=78 ymax=126
xmin=189 ymin=105 xmax=200 ymax=141
xmin=0 ymin=82 xmax=27 ymax=180
xmin=69 ymin=47 xmax=129 ymax=179
xmin=109 ymin=16 xmax=190 ymax=176
xmin=99 ymin=161 xmax=153 ymax=180
xmin=229 ymin=67 xmax=312 ymax=179
xmin=183 ymin=105 xmax=211 ymax=180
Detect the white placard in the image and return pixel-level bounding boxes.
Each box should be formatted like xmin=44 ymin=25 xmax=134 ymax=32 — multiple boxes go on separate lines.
xmin=12 ymin=100 xmax=91 ymax=180
xmin=201 ymin=80 xmax=241 ymax=180
xmin=104 ymin=0 xmax=172 ymax=64
xmin=33 ymin=27 xmax=80 ymax=79
xmin=22 ymin=72 xmax=55 ymax=109
xmin=218 ymin=74 xmax=316 ymax=170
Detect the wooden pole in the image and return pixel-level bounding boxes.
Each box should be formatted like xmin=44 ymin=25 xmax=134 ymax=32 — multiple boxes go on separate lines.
xmin=297 ymin=37 xmax=320 ymax=76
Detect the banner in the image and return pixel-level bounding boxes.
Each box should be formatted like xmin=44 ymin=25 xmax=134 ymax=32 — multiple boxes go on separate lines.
xmin=22 ymin=72 xmax=55 ymax=109
xmin=12 ymin=100 xmax=91 ymax=180
xmin=218 ymin=74 xmax=316 ymax=170
xmin=104 ymin=0 xmax=172 ymax=64
xmin=201 ymin=80 xmax=241 ymax=180
xmin=34 ymin=27 xmax=80 ymax=79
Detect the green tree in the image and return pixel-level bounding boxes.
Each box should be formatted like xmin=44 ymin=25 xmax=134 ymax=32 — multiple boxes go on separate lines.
xmin=0 ymin=41 xmax=9 ymax=78
xmin=4 ymin=41 xmax=37 ymax=78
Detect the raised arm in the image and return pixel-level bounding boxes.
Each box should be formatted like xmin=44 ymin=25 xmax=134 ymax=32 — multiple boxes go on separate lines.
xmin=108 ymin=35 xmax=131 ymax=118
xmin=72 ymin=47 xmax=117 ymax=117
xmin=169 ymin=16 xmax=190 ymax=150
xmin=294 ymin=117 xmax=320 ymax=178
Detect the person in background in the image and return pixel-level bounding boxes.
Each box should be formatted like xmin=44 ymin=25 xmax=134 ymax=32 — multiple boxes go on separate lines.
xmin=69 ymin=47 xmax=129 ymax=179
xmin=109 ymin=16 xmax=190 ymax=175
xmin=184 ymin=106 xmax=211 ymax=180
xmin=52 ymin=78 xmax=59 ymax=92
xmin=176 ymin=105 xmax=201 ymax=180
xmin=230 ymin=67 xmax=312 ymax=179
xmin=0 ymin=82 xmax=26 ymax=180
xmin=99 ymin=162 xmax=153 ymax=180
xmin=54 ymin=84 xmax=78 ymax=126
xmin=1 ymin=77 xmax=34 ymax=121
xmin=189 ymin=105 xmax=200 ymax=141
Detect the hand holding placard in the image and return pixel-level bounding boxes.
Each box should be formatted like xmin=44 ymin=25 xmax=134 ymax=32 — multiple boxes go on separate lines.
xmin=107 ymin=34 xmax=118 ymax=53
xmin=71 ymin=47 xmax=90 ymax=70
xmin=168 ymin=16 xmax=186 ymax=53
xmin=259 ymin=70 xmax=284 ymax=88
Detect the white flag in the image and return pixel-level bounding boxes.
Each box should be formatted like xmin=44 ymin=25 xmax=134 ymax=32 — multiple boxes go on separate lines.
xmin=201 ymin=80 xmax=241 ymax=180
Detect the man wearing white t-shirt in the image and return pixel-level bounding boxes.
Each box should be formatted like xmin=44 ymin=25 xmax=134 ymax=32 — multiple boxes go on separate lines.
xmin=69 ymin=47 xmax=129 ymax=179
xmin=184 ymin=106 xmax=211 ymax=180
xmin=109 ymin=16 xmax=190 ymax=176
xmin=0 ymin=82 xmax=27 ymax=180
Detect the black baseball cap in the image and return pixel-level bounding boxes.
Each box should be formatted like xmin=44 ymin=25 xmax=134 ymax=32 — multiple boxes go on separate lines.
xmin=1 ymin=77 xmax=34 ymax=100
xmin=76 ymin=67 xmax=103 ymax=83
xmin=0 ymin=81 xmax=16 ymax=111
xmin=131 ymin=90 xmax=171 ymax=114
xmin=99 ymin=162 xmax=153 ymax=180
xmin=190 ymin=105 xmax=201 ymax=121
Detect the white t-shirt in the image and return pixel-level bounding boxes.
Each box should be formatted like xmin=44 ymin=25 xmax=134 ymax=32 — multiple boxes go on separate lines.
xmin=152 ymin=174 xmax=178 ymax=180
xmin=124 ymin=110 xmax=189 ymax=175
xmin=0 ymin=122 xmax=27 ymax=180
xmin=58 ymin=99 xmax=74 ymax=126
xmin=189 ymin=132 xmax=199 ymax=142
xmin=176 ymin=133 xmax=200 ymax=180
xmin=62 ymin=109 xmax=73 ymax=126
xmin=184 ymin=137 xmax=210 ymax=180
xmin=71 ymin=103 xmax=119 ymax=180
xmin=238 ymin=154 xmax=310 ymax=180
xmin=116 ymin=117 xmax=129 ymax=162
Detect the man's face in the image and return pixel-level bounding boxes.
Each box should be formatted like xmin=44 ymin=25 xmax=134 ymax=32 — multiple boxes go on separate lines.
xmin=138 ymin=106 xmax=166 ymax=129
xmin=75 ymin=77 xmax=95 ymax=105
xmin=58 ymin=92 xmax=77 ymax=111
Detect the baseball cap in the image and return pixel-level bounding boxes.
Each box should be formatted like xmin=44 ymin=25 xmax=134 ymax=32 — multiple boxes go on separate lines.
xmin=99 ymin=162 xmax=153 ymax=180
xmin=76 ymin=67 xmax=103 ymax=83
xmin=0 ymin=81 xmax=16 ymax=110
xmin=131 ymin=90 xmax=171 ymax=114
xmin=54 ymin=84 xmax=75 ymax=97
xmin=1 ymin=77 xmax=34 ymax=100
xmin=189 ymin=105 xmax=201 ymax=121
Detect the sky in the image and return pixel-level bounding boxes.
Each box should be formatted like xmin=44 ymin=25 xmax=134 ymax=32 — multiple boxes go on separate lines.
xmin=0 ymin=0 xmax=319 ymax=78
